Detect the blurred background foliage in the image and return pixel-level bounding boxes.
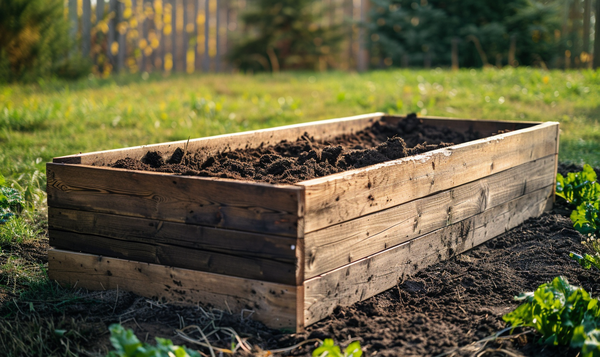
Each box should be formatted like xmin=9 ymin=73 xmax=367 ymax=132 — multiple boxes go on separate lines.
xmin=367 ymin=0 xmax=563 ymax=68
xmin=0 ymin=0 xmax=597 ymax=82
xmin=0 ymin=0 xmax=91 ymax=82
xmin=227 ymin=0 xmax=344 ymax=72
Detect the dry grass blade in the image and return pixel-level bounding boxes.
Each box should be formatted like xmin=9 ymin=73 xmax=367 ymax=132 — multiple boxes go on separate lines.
xmin=265 ymin=338 xmax=323 ymax=354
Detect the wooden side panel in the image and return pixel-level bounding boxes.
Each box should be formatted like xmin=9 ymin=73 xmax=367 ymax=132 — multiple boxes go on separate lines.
xmin=303 ymin=185 xmax=553 ymax=326
xmin=299 ymin=122 xmax=559 ymax=233
xmin=48 ymin=208 xmax=297 ymax=261
xmin=49 ymin=229 xmax=296 ymax=284
xmin=416 ymin=116 xmax=537 ymax=138
xmin=48 ymin=249 xmax=299 ymax=330
xmin=303 ymin=155 xmax=556 ymax=278
xmin=46 ymin=163 xmax=303 ymax=237
xmin=52 ymin=113 xmax=386 ymax=165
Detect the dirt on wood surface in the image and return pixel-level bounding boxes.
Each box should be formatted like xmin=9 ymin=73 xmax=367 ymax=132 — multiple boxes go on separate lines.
xmin=110 ymin=114 xmax=480 ymax=184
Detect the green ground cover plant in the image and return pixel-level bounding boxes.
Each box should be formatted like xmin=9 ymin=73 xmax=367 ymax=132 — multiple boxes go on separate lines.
xmin=504 ymin=277 xmax=600 ymax=357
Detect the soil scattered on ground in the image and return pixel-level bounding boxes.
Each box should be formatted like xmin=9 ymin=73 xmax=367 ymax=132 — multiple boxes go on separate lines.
xmin=110 ymin=115 xmax=480 ymax=184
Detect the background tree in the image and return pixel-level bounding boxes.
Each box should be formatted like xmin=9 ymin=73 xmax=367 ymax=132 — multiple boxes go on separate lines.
xmin=228 ymin=0 xmax=343 ymax=72
xmin=368 ymin=0 xmax=562 ymax=68
xmin=0 ymin=0 xmax=90 ymax=82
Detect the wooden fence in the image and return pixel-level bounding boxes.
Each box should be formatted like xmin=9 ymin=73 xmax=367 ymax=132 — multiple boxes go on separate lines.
xmin=68 ymin=0 xmax=370 ymax=75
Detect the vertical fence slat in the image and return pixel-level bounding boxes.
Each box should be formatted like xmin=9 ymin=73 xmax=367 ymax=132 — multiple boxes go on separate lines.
xmin=82 ymin=0 xmax=92 ymax=57
xmin=216 ymin=0 xmax=221 ymax=72
xmin=583 ymin=0 xmax=591 ymax=54
xmin=171 ymin=0 xmax=178 ymax=72
xmin=96 ymin=0 xmax=105 ymax=23
xmin=108 ymin=0 xmax=117 ymax=66
xmin=69 ymin=0 xmax=78 ymax=55
xmin=117 ymin=0 xmax=126 ymax=72
xmin=184 ymin=0 xmax=191 ymax=72
xmin=203 ymin=0 xmax=211 ymax=72
xmin=594 ymin=0 xmax=600 ymax=69
xmin=357 ymin=0 xmax=368 ymax=71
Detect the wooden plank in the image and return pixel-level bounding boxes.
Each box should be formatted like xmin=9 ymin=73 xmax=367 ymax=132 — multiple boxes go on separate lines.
xmin=46 ymin=163 xmax=304 ymax=237
xmin=49 ymin=229 xmax=296 ymax=284
xmin=298 ymin=121 xmax=559 ymax=233
xmin=303 ymin=155 xmax=556 ymax=278
xmin=48 ymin=208 xmax=299 ymax=284
xmin=69 ymin=0 xmax=78 ymax=46
xmin=117 ymin=0 xmax=126 ymax=72
xmin=416 ymin=116 xmax=537 ymax=137
xmin=303 ymin=185 xmax=553 ymax=326
xmin=82 ymin=0 xmax=92 ymax=57
xmin=203 ymin=0 xmax=210 ymax=72
xmin=52 ymin=112 xmax=385 ymax=164
xmin=171 ymin=0 xmax=177 ymax=72
xmin=48 ymin=207 xmax=297 ymax=262
xmin=48 ymin=249 xmax=299 ymax=330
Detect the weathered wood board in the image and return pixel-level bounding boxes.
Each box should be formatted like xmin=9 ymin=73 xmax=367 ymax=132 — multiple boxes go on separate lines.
xmin=47 ymin=113 xmax=560 ymax=331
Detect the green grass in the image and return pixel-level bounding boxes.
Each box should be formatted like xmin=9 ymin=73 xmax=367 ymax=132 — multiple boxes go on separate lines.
xmin=0 ymin=65 xmax=598 ymax=357
xmin=1 ymin=68 xmax=599 ymax=193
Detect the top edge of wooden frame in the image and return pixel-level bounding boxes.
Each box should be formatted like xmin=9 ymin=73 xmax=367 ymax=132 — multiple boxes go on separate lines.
xmin=296 ymin=121 xmax=558 ymax=187
xmin=51 ymin=112 xmax=545 ymax=164
xmin=52 ymin=112 xmax=387 ymax=164
xmin=47 ymin=161 xmax=303 ymax=189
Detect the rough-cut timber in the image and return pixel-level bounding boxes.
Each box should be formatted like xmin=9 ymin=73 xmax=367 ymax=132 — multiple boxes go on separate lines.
xmin=48 ymin=249 xmax=300 ymax=330
xmin=47 ymin=113 xmax=560 ymax=332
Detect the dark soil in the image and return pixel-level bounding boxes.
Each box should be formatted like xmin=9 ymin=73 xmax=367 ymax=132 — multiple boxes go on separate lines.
xmin=110 ymin=115 xmax=480 ymax=184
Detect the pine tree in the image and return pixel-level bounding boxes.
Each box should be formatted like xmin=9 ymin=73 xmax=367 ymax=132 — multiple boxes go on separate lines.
xmin=228 ymin=0 xmax=343 ymax=72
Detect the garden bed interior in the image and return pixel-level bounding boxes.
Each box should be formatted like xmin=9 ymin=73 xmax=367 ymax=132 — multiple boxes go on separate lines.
xmin=46 ymin=113 xmax=559 ymax=332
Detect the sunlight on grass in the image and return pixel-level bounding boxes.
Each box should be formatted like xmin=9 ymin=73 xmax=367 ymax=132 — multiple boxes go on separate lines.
xmin=1 ymin=68 xmax=598 ymax=191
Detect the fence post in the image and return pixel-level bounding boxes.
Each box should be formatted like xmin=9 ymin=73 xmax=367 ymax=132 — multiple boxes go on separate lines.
xmin=117 ymin=0 xmax=126 ymax=72
xmin=203 ymin=0 xmax=210 ymax=72
xmin=583 ymin=0 xmax=591 ymax=54
xmin=172 ymin=0 xmax=178 ymax=71
xmin=82 ymin=0 xmax=91 ymax=57
xmin=68 ymin=0 xmax=78 ymax=54
xmin=451 ymin=37 xmax=459 ymax=70
xmin=594 ymin=0 xmax=600 ymax=69
xmin=357 ymin=0 xmax=369 ymax=71
xmin=216 ymin=0 xmax=222 ymax=72
xmin=108 ymin=0 xmax=117 ymax=66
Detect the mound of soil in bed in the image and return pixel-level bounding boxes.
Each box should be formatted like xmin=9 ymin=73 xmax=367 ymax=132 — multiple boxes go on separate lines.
xmin=110 ymin=115 xmax=480 ymax=184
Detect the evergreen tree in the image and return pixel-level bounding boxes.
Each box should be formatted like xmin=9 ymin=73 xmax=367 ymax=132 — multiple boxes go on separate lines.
xmin=228 ymin=0 xmax=343 ymax=72
xmin=368 ymin=0 xmax=561 ymax=68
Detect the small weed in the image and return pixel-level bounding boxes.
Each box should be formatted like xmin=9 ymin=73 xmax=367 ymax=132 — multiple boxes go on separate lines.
xmin=108 ymin=324 xmax=201 ymax=357
xmin=313 ymin=339 xmax=363 ymax=357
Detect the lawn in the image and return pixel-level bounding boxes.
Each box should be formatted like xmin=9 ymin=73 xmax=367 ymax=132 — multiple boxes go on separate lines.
xmin=0 ymin=67 xmax=599 ymax=355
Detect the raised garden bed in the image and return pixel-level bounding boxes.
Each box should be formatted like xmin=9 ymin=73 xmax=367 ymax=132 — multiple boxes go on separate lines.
xmin=46 ymin=113 xmax=559 ymax=332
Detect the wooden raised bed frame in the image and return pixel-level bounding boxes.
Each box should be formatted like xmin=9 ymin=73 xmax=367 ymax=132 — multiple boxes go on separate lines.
xmin=47 ymin=113 xmax=559 ymax=331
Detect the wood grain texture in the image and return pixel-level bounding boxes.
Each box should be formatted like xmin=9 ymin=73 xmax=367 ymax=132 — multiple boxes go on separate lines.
xmin=303 ymin=155 xmax=556 ymax=278
xmin=48 ymin=249 xmax=299 ymax=330
xmin=46 ymin=163 xmax=303 ymax=237
xmin=52 ymin=113 xmax=386 ymax=165
xmin=303 ymin=185 xmax=553 ymax=325
xmin=49 ymin=229 xmax=296 ymax=284
xmin=48 ymin=207 xmax=297 ymax=262
xmin=298 ymin=121 xmax=559 ymax=233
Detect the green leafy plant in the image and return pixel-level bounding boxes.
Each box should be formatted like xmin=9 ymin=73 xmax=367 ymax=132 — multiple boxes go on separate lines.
xmin=107 ymin=324 xmax=202 ymax=357
xmin=503 ymin=277 xmax=600 ymax=356
xmin=312 ymin=339 xmax=362 ymax=357
xmin=556 ymin=165 xmax=600 ymax=207
xmin=571 ymin=201 xmax=600 ymax=238
xmin=0 ymin=174 xmax=23 ymax=224
xmin=570 ymin=252 xmax=600 ymax=271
